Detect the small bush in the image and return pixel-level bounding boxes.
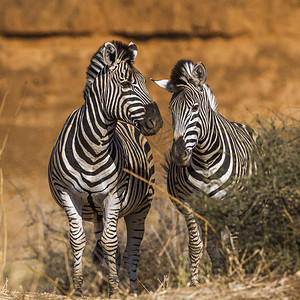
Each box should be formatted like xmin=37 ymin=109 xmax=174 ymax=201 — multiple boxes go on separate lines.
xmin=193 ymin=117 xmax=300 ymax=275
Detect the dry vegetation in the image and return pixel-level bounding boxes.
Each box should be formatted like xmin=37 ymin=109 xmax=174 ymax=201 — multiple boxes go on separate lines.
xmin=0 ymin=111 xmax=299 ymax=299
xmin=1 ymin=275 xmax=300 ymax=299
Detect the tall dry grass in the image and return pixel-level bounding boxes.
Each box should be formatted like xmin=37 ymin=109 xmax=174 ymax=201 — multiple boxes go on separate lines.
xmin=0 ymin=83 xmax=26 ymax=290
xmin=0 ymin=90 xmax=9 ymax=286
xmin=1 ymin=111 xmax=299 ymax=298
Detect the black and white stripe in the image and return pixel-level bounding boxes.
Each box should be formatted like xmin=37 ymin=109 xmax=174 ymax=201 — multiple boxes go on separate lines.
xmin=153 ymin=59 xmax=259 ymax=284
xmin=48 ymin=41 xmax=163 ymax=295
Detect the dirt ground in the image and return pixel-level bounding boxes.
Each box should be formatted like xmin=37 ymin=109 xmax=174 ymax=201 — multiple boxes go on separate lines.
xmin=0 ymin=0 xmax=300 ymax=294
xmin=1 ymin=274 xmax=300 ymax=299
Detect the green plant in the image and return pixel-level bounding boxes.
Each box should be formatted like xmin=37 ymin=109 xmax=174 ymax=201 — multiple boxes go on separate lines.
xmin=193 ymin=116 xmax=300 ymax=275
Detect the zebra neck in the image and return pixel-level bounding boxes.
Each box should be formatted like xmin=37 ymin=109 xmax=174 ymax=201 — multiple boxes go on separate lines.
xmin=77 ymin=96 xmax=117 ymax=157
xmin=192 ymin=113 xmax=230 ymax=171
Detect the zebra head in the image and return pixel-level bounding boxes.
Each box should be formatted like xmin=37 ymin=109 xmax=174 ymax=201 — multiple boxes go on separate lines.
xmin=85 ymin=41 xmax=163 ymax=136
xmin=153 ymin=60 xmax=218 ymax=166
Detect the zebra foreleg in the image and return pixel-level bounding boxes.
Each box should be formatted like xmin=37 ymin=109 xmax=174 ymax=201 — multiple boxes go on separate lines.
xmin=123 ymin=211 xmax=148 ymax=293
xmin=183 ymin=212 xmax=204 ymax=286
xmin=61 ymin=192 xmax=86 ymax=296
xmin=101 ymin=193 xmax=121 ymax=296
xmin=93 ymin=221 xmax=121 ymax=271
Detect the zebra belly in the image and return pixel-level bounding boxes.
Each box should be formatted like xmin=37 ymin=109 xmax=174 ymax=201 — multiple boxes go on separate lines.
xmin=168 ymin=165 xmax=229 ymax=203
xmin=81 ymin=177 xmax=151 ymax=222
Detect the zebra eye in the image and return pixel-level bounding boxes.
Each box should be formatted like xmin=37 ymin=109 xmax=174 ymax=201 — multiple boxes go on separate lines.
xmin=121 ymin=81 xmax=132 ymax=89
xmin=192 ymin=104 xmax=199 ymax=113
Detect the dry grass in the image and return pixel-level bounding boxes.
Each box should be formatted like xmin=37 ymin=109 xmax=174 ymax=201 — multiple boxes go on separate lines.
xmin=1 ymin=274 xmax=299 ymax=299
xmin=0 ymin=90 xmax=9 ymax=286
xmin=4 ymin=163 xmax=298 ymax=299
xmin=1 ymin=84 xmax=299 ymax=299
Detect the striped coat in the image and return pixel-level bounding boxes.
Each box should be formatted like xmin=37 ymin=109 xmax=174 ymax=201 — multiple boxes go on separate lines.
xmin=48 ymin=41 xmax=163 ymax=295
xmin=154 ymin=59 xmax=259 ymax=284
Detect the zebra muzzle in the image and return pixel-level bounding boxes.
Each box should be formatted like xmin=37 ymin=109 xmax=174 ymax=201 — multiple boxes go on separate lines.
xmin=138 ymin=102 xmax=163 ymax=136
xmin=170 ymin=136 xmax=191 ymax=167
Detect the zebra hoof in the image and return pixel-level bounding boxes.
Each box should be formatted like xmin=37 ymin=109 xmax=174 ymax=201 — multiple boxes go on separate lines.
xmin=129 ymin=288 xmax=138 ymax=296
xmin=72 ymin=289 xmax=82 ymax=297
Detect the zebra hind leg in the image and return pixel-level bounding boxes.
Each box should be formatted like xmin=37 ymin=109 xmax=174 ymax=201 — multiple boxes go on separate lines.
xmin=93 ymin=221 xmax=105 ymax=265
xmin=123 ymin=209 xmax=149 ymax=294
xmin=203 ymin=226 xmax=227 ymax=275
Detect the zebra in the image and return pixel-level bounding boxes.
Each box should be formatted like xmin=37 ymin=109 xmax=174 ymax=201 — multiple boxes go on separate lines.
xmin=152 ymin=59 xmax=260 ymax=285
xmin=48 ymin=40 xmax=163 ymax=296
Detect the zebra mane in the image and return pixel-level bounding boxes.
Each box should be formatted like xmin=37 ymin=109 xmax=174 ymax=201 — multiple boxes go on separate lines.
xmin=170 ymin=60 xmax=218 ymax=111
xmin=170 ymin=59 xmax=195 ymax=88
xmin=203 ymin=84 xmax=218 ymax=111
xmin=84 ymin=40 xmax=135 ymax=95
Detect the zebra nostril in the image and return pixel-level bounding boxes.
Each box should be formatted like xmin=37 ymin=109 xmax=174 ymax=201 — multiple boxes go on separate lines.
xmin=146 ymin=118 xmax=155 ymax=129
xmin=170 ymin=136 xmax=190 ymax=166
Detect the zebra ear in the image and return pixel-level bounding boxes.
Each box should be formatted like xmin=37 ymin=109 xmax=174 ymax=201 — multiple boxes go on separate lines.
xmin=151 ymin=79 xmax=175 ymax=93
xmin=103 ymin=42 xmax=117 ymax=67
xmin=128 ymin=42 xmax=138 ymax=62
xmin=192 ymin=62 xmax=207 ymax=85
